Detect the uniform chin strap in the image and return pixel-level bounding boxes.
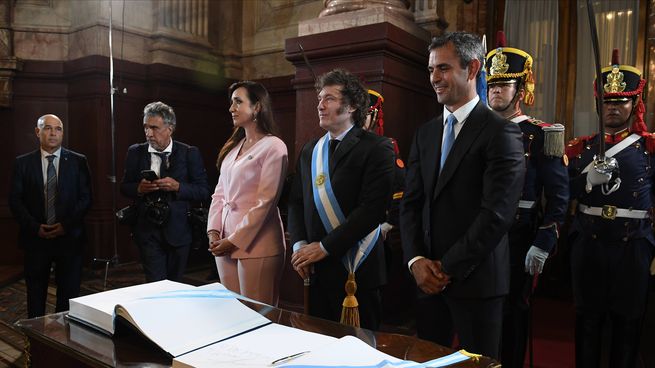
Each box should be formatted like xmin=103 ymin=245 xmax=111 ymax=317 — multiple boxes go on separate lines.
xmin=495 ymin=86 xmax=522 ymax=114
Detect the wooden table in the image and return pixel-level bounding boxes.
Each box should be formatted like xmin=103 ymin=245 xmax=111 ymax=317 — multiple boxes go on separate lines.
xmin=17 ymin=300 xmax=499 ymax=367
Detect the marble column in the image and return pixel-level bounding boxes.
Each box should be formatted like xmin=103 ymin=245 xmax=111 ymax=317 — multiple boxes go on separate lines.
xmin=319 ymin=0 xmax=414 ymax=20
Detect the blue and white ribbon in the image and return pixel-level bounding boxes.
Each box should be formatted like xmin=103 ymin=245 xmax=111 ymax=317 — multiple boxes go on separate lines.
xmin=280 ymin=350 xmax=470 ymax=367
xmin=311 ymin=133 xmax=380 ymax=274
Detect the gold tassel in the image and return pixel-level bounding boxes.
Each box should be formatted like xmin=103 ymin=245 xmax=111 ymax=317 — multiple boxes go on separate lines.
xmin=523 ymin=62 xmax=535 ymax=106
xmin=340 ymin=272 xmax=360 ymax=327
xmin=457 ymin=349 xmax=482 ymax=363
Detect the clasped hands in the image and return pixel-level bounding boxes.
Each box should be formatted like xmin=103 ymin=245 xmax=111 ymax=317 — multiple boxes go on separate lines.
xmin=290 ymin=242 xmax=327 ymax=280
xmin=137 ymin=177 xmax=180 ymax=194
xmin=411 ymin=258 xmax=451 ymax=295
xmin=37 ymin=223 xmax=66 ymax=239
xmin=207 ymin=232 xmax=236 ymax=257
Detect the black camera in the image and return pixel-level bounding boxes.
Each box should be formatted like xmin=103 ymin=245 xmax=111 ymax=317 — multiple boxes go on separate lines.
xmin=144 ymin=197 xmax=170 ymax=226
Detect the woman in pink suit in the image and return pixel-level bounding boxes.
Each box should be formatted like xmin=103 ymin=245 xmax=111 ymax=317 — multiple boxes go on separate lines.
xmin=207 ymin=81 xmax=288 ymax=306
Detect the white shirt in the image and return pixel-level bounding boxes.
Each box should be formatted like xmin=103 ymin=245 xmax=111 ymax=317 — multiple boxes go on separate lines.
xmin=148 ymin=140 xmax=173 ymax=177
xmin=41 ymin=147 xmax=62 ymax=186
xmin=441 ymin=95 xmax=480 ymax=145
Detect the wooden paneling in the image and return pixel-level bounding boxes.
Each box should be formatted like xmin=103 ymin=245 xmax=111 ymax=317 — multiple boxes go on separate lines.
xmin=1 ymin=56 xmax=300 ymax=267
xmin=285 ymin=22 xmax=438 ymax=165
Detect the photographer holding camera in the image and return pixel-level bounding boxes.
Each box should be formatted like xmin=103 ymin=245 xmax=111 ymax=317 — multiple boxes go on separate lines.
xmin=120 ymin=101 xmax=209 ymax=282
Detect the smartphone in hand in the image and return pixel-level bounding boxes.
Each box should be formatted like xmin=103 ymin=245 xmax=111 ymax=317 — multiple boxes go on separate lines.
xmin=141 ymin=169 xmax=158 ymax=181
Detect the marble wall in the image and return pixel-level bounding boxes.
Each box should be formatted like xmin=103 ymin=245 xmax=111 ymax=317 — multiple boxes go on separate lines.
xmin=6 ymin=0 xmax=454 ymax=80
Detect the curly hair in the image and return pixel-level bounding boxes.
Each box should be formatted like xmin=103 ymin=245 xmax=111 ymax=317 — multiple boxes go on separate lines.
xmin=315 ymin=69 xmax=368 ymax=127
xmin=143 ymin=101 xmax=176 ymax=130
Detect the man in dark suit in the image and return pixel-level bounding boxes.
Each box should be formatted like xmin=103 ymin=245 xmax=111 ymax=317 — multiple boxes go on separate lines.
xmin=120 ymin=101 xmax=209 ymax=282
xmin=399 ymin=32 xmax=525 ymax=359
xmin=9 ymin=114 xmax=92 ymax=318
xmin=288 ymin=69 xmax=394 ymax=330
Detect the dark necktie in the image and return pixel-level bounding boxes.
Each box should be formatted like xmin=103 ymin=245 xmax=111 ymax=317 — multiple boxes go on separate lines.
xmin=46 ymin=155 xmax=57 ymax=225
xmin=440 ymin=114 xmax=457 ymax=173
xmin=155 ymin=152 xmax=169 ymax=178
xmin=329 ymin=139 xmax=340 ymax=157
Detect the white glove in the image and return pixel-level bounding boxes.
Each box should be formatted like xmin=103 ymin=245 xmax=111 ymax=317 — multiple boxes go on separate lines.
xmin=585 ymin=168 xmax=612 ymax=193
xmin=525 ymin=245 xmax=549 ymax=275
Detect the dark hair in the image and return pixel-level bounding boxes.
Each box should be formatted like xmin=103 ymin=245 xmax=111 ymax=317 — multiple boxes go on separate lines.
xmin=315 ymin=69 xmax=368 ymax=127
xmin=428 ymin=32 xmax=484 ymax=73
xmin=216 ymin=81 xmax=278 ymax=169
xmin=143 ymin=101 xmax=176 ymax=129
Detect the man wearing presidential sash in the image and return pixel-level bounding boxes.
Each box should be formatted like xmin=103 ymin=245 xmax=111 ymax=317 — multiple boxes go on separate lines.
xmin=288 ymin=69 xmax=395 ymax=330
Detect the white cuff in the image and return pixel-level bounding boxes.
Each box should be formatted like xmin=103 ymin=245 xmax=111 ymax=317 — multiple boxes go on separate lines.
xmin=292 ymin=240 xmax=308 ymax=253
xmin=407 ymin=256 xmax=426 ymax=273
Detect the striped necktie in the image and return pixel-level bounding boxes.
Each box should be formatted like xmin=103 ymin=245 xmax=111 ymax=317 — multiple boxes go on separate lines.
xmin=46 ymin=155 xmax=57 ymax=224
xmin=155 ymin=152 xmax=169 ymax=178
xmin=440 ymin=114 xmax=457 ymax=172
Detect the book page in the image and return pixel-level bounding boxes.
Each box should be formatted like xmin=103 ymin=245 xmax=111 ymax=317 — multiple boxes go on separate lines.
xmin=172 ymin=323 xmax=337 ymax=368
xmin=69 ymin=280 xmax=193 ymax=334
xmin=279 ymin=335 xmax=406 ymax=367
xmin=115 ymin=283 xmax=271 ymax=357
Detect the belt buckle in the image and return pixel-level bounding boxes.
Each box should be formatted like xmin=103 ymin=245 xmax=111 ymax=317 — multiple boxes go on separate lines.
xmin=601 ymin=205 xmax=617 ymax=220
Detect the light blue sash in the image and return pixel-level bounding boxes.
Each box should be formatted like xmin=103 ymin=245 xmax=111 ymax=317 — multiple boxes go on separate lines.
xmin=311 ymin=133 xmax=380 ymax=273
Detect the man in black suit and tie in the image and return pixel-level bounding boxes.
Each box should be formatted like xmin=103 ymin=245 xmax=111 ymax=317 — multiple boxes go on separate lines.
xmin=120 ymin=101 xmax=209 ymax=282
xmin=9 ymin=114 xmax=92 ymax=318
xmin=400 ymin=32 xmax=525 ymax=359
xmin=288 ymin=69 xmax=394 ymax=330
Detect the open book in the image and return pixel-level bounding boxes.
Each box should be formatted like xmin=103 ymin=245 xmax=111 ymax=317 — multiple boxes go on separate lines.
xmin=174 ymin=333 xmax=473 ymax=368
xmin=68 ymin=280 xmax=271 ymax=358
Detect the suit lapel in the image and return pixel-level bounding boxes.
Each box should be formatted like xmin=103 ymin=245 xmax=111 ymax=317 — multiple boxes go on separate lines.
xmin=433 ymin=101 xmax=487 ymax=200
xmin=31 ymin=150 xmax=45 ymax=206
xmin=55 ymin=149 xmax=71 ymax=216
xmin=425 ymin=117 xmax=443 ymax=200
xmin=329 ymin=127 xmax=361 ymax=174
xmin=141 ymin=143 xmax=151 ymax=171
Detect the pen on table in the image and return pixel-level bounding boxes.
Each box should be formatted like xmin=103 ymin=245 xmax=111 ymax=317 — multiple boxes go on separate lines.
xmin=269 ymin=351 xmax=310 ymax=366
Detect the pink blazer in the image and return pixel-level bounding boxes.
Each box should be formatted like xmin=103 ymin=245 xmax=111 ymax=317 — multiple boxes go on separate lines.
xmin=207 ymin=135 xmax=288 ymax=258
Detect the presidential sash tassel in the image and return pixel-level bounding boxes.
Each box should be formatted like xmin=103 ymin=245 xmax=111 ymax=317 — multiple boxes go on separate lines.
xmin=458 ymin=349 xmax=482 ymax=362
xmin=340 ymin=272 xmax=360 ymax=327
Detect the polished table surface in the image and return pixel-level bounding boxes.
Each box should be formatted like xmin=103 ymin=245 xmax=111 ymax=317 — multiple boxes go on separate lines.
xmin=17 ymin=300 xmax=499 ymax=367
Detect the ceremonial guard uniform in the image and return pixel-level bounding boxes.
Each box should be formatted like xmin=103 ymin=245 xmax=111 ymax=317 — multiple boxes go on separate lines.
xmin=365 ymin=89 xmax=405 ymax=231
xmin=567 ymin=50 xmax=654 ymax=368
xmin=485 ymin=32 xmax=569 ymax=368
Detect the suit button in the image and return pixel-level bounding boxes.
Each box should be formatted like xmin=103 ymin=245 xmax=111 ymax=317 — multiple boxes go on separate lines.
xmin=622 ymin=237 xmax=629 ymax=242
xmin=592 ymin=234 xmax=597 ymax=239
